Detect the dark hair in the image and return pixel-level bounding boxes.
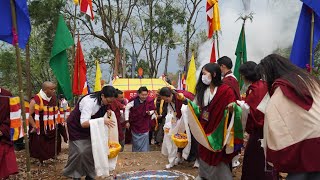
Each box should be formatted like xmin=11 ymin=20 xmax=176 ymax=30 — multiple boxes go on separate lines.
xmin=257 ymin=54 xmax=320 ymax=96
xmin=217 ymin=56 xmax=233 ymax=69
xmin=195 ymin=63 xmax=223 ymax=108
xmin=239 ymin=61 xmax=260 ymax=82
xmin=138 ymin=86 xmax=148 ymax=94
xmin=90 ymin=85 xmax=116 ymax=105
xmin=115 ymin=89 xmax=123 ymax=97
xmin=159 ymin=87 xmax=172 ymax=97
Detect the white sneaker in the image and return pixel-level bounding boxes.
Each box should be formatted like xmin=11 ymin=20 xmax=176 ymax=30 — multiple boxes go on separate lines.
xmin=232 ymin=155 xmax=241 ymax=168
xmin=193 ymin=159 xmax=199 ymax=168
xmin=165 ymin=163 xmax=174 ymax=169
xmin=174 ymin=157 xmax=183 ymax=165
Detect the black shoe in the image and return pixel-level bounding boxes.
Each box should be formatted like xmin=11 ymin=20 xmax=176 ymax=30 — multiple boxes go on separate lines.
xmin=85 ymin=176 xmax=95 ymax=180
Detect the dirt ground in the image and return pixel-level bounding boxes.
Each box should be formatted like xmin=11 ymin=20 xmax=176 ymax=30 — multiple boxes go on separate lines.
xmin=9 ymin=142 xmax=269 ymax=180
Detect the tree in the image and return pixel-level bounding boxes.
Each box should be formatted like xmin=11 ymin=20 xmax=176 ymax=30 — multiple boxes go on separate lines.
xmin=126 ymin=0 xmax=185 ymax=77
xmin=179 ymin=0 xmax=203 ymax=71
xmin=64 ymin=0 xmax=137 ymax=77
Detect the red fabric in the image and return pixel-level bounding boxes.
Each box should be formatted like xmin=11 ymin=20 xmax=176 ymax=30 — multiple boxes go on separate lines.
xmin=198 ymin=84 xmax=237 ymax=166
xmin=29 ymin=95 xmax=67 ymax=161
xmin=0 ymin=88 xmax=12 ymax=145
xmin=223 ymin=71 xmax=240 ymax=100
xmin=128 ymin=97 xmax=156 ymax=133
xmin=267 ymin=137 xmax=320 ymax=173
xmin=175 ymin=90 xmax=194 ymax=119
xmin=206 ymin=1 xmax=214 ymax=38
xmin=0 ymin=143 xmax=18 ymax=179
xmin=210 ymin=41 xmax=216 ymax=63
xmin=72 ymin=36 xmax=87 ymax=95
xmin=271 ymin=78 xmax=313 ymax=111
xmin=109 ymin=101 xmax=125 ymax=141
xmin=244 ymin=80 xmax=268 ymax=134
xmin=80 ymin=0 xmax=94 ymax=20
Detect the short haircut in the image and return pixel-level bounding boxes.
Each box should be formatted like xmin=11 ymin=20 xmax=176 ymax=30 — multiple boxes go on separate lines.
xmin=159 ymin=87 xmax=172 ymax=97
xmin=217 ymin=56 xmax=233 ymax=69
xmin=239 ymin=61 xmax=260 ymax=82
xmin=138 ymin=86 xmax=148 ymax=94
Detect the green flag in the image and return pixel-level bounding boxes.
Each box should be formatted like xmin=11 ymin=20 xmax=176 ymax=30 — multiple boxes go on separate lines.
xmin=49 ymin=15 xmax=74 ymax=101
xmin=234 ymin=24 xmax=247 ymax=88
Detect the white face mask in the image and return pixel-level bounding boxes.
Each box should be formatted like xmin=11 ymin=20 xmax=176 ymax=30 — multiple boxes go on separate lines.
xmin=201 ymin=74 xmax=212 ymax=85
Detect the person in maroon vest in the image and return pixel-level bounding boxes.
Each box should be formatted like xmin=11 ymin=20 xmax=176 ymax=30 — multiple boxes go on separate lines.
xmin=217 ymin=56 xmax=241 ymax=100
xmin=63 ymin=86 xmax=116 ymax=180
xmin=28 ymin=81 xmax=68 ymax=163
xmin=238 ymin=61 xmax=278 ymax=180
xmin=124 ymin=86 xmax=156 ymax=152
xmin=0 ymin=87 xmax=18 ymax=179
xmin=159 ymin=87 xmax=196 ymax=168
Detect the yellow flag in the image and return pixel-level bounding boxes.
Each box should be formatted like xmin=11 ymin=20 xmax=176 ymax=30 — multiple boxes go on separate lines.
xmin=94 ymin=60 xmax=102 ymax=92
xmin=208 ymin=0 xmax=221 ymax=31
xmin=74 ymin=0 xmax=79 ymax=5
xmin=186 ymin=52 xmax=197 ymax=94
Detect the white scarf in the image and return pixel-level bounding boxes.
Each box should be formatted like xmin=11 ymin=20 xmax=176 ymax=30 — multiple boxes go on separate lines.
xmin=39 ymin=89 xmax=52 ymax=102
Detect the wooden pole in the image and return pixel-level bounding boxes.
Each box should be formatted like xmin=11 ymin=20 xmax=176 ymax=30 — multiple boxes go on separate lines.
xmin=310 ymin=10 xmax=315 ymax=73
xmin=9 ymin=0 xmax=31 ymax=179
xmin=216 ymin=32 xmax=220 ymax=58
xmin=26 ymin=42 xmax=31 ymax=99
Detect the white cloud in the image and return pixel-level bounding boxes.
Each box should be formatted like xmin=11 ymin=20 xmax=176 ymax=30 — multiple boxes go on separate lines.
xmin=197 ymin=0 xmax=302 ymax=74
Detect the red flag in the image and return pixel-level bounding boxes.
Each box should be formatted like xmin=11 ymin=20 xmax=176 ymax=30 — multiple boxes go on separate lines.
xmin=206 ymin=1 xmax=214 ymax=38
xmin=80 ymin=0 xmax=94 ymax=20
xmin=210 ymin=40 xmax=216 ymax=63
xmin=72 ymin=36 xmax=88 ymax=95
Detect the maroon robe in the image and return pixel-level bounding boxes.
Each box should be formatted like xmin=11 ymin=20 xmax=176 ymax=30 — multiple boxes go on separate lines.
xmin=198 ymin=84 xmax=237 ymax=166
xmin=174 ymin=90 xmax=194 ymax=119
xmin=223 ymin=71 xmax=240 ymax=100
xmin=241 ymin=80 xmax=278 ymax=180
xmin=0 ymin=88 xmax=19 ymax=179
xmin=128 ymin=97 xmax=156 ymax=134
xmin=108 ymin=101 xmax=124 ymax=141
xmin=29 ymin=94 xmax=68 ymax=162
xmin=267 ymin=78 xmax=320 ymax=172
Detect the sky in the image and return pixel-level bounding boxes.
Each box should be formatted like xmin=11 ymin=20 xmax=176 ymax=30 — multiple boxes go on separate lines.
xmin=81 ymin=0 xmax=303 ymax=79
xmin=197 ymin=0 xmax=302 ymax=74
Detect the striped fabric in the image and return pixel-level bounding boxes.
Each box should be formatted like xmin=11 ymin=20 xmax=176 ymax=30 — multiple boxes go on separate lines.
xmin=59 ymin=107 xmax=71 ymax=125
xmin=9 ymin=97 xmax=29 ymax=141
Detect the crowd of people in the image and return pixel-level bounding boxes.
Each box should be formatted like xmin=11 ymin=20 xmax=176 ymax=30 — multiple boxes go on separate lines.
xmin=1 ymin=54 xmax=320 ymax=180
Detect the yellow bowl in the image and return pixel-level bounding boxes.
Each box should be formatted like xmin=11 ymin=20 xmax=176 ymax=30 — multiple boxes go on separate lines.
xmin=108 ymin=141 xmax=121 ymax=158
xmin=171 ymin=133 xmax=188 ymax=148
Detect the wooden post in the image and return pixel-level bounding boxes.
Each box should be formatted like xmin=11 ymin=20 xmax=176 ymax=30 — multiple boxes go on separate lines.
xmin=310 ymin=10 xmax=315 ymax=73
xmin=26 ymin=43 xmax=31 ymax=99
xmin=9 ymin=0 xmax=31 ymax=179
xmin=215 ymin=32 xmax=220 ymax=59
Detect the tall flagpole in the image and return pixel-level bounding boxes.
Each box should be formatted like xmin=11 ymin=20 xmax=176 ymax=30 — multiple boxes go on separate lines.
xmin=310 ymin=10 xmax=315 ymax=73
xmin=9 ymin=0 xmax=31 ymax=179
xmin=215 ymin=32 xmax=220 ymax=58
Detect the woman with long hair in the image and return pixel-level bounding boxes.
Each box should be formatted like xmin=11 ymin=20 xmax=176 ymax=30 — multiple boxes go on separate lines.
xmin=257 ymin=54 xmax=320 ymax=180
xmin=194 ymin=63 xmax=242 ymax=180
xmin=63 ymin=86 xmax=116 ymax=180
xmin=238 ymin=61 xmax=278 ymax=180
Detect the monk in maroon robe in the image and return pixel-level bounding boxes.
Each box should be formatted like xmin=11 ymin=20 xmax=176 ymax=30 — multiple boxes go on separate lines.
xmin=28 ymin=82 xmax=67 ymax=163
xmin=217 ymin=56 xmax=241 ymax=100
xmin=239 ymin=61 xmax=278 ymax=180
xmin=0 ymin=87 xmax=18 ymax=179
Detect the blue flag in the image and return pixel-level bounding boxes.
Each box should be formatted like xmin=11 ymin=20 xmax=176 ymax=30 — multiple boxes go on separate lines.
xmin=0 ymin=0 xmax=31 ymax=49
xmin=290 ymin=1 xmax=320 ymax=68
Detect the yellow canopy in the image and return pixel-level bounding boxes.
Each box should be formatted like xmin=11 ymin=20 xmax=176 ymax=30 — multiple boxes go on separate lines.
xmin=112 ymin=78 xmax=169 ymax=91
